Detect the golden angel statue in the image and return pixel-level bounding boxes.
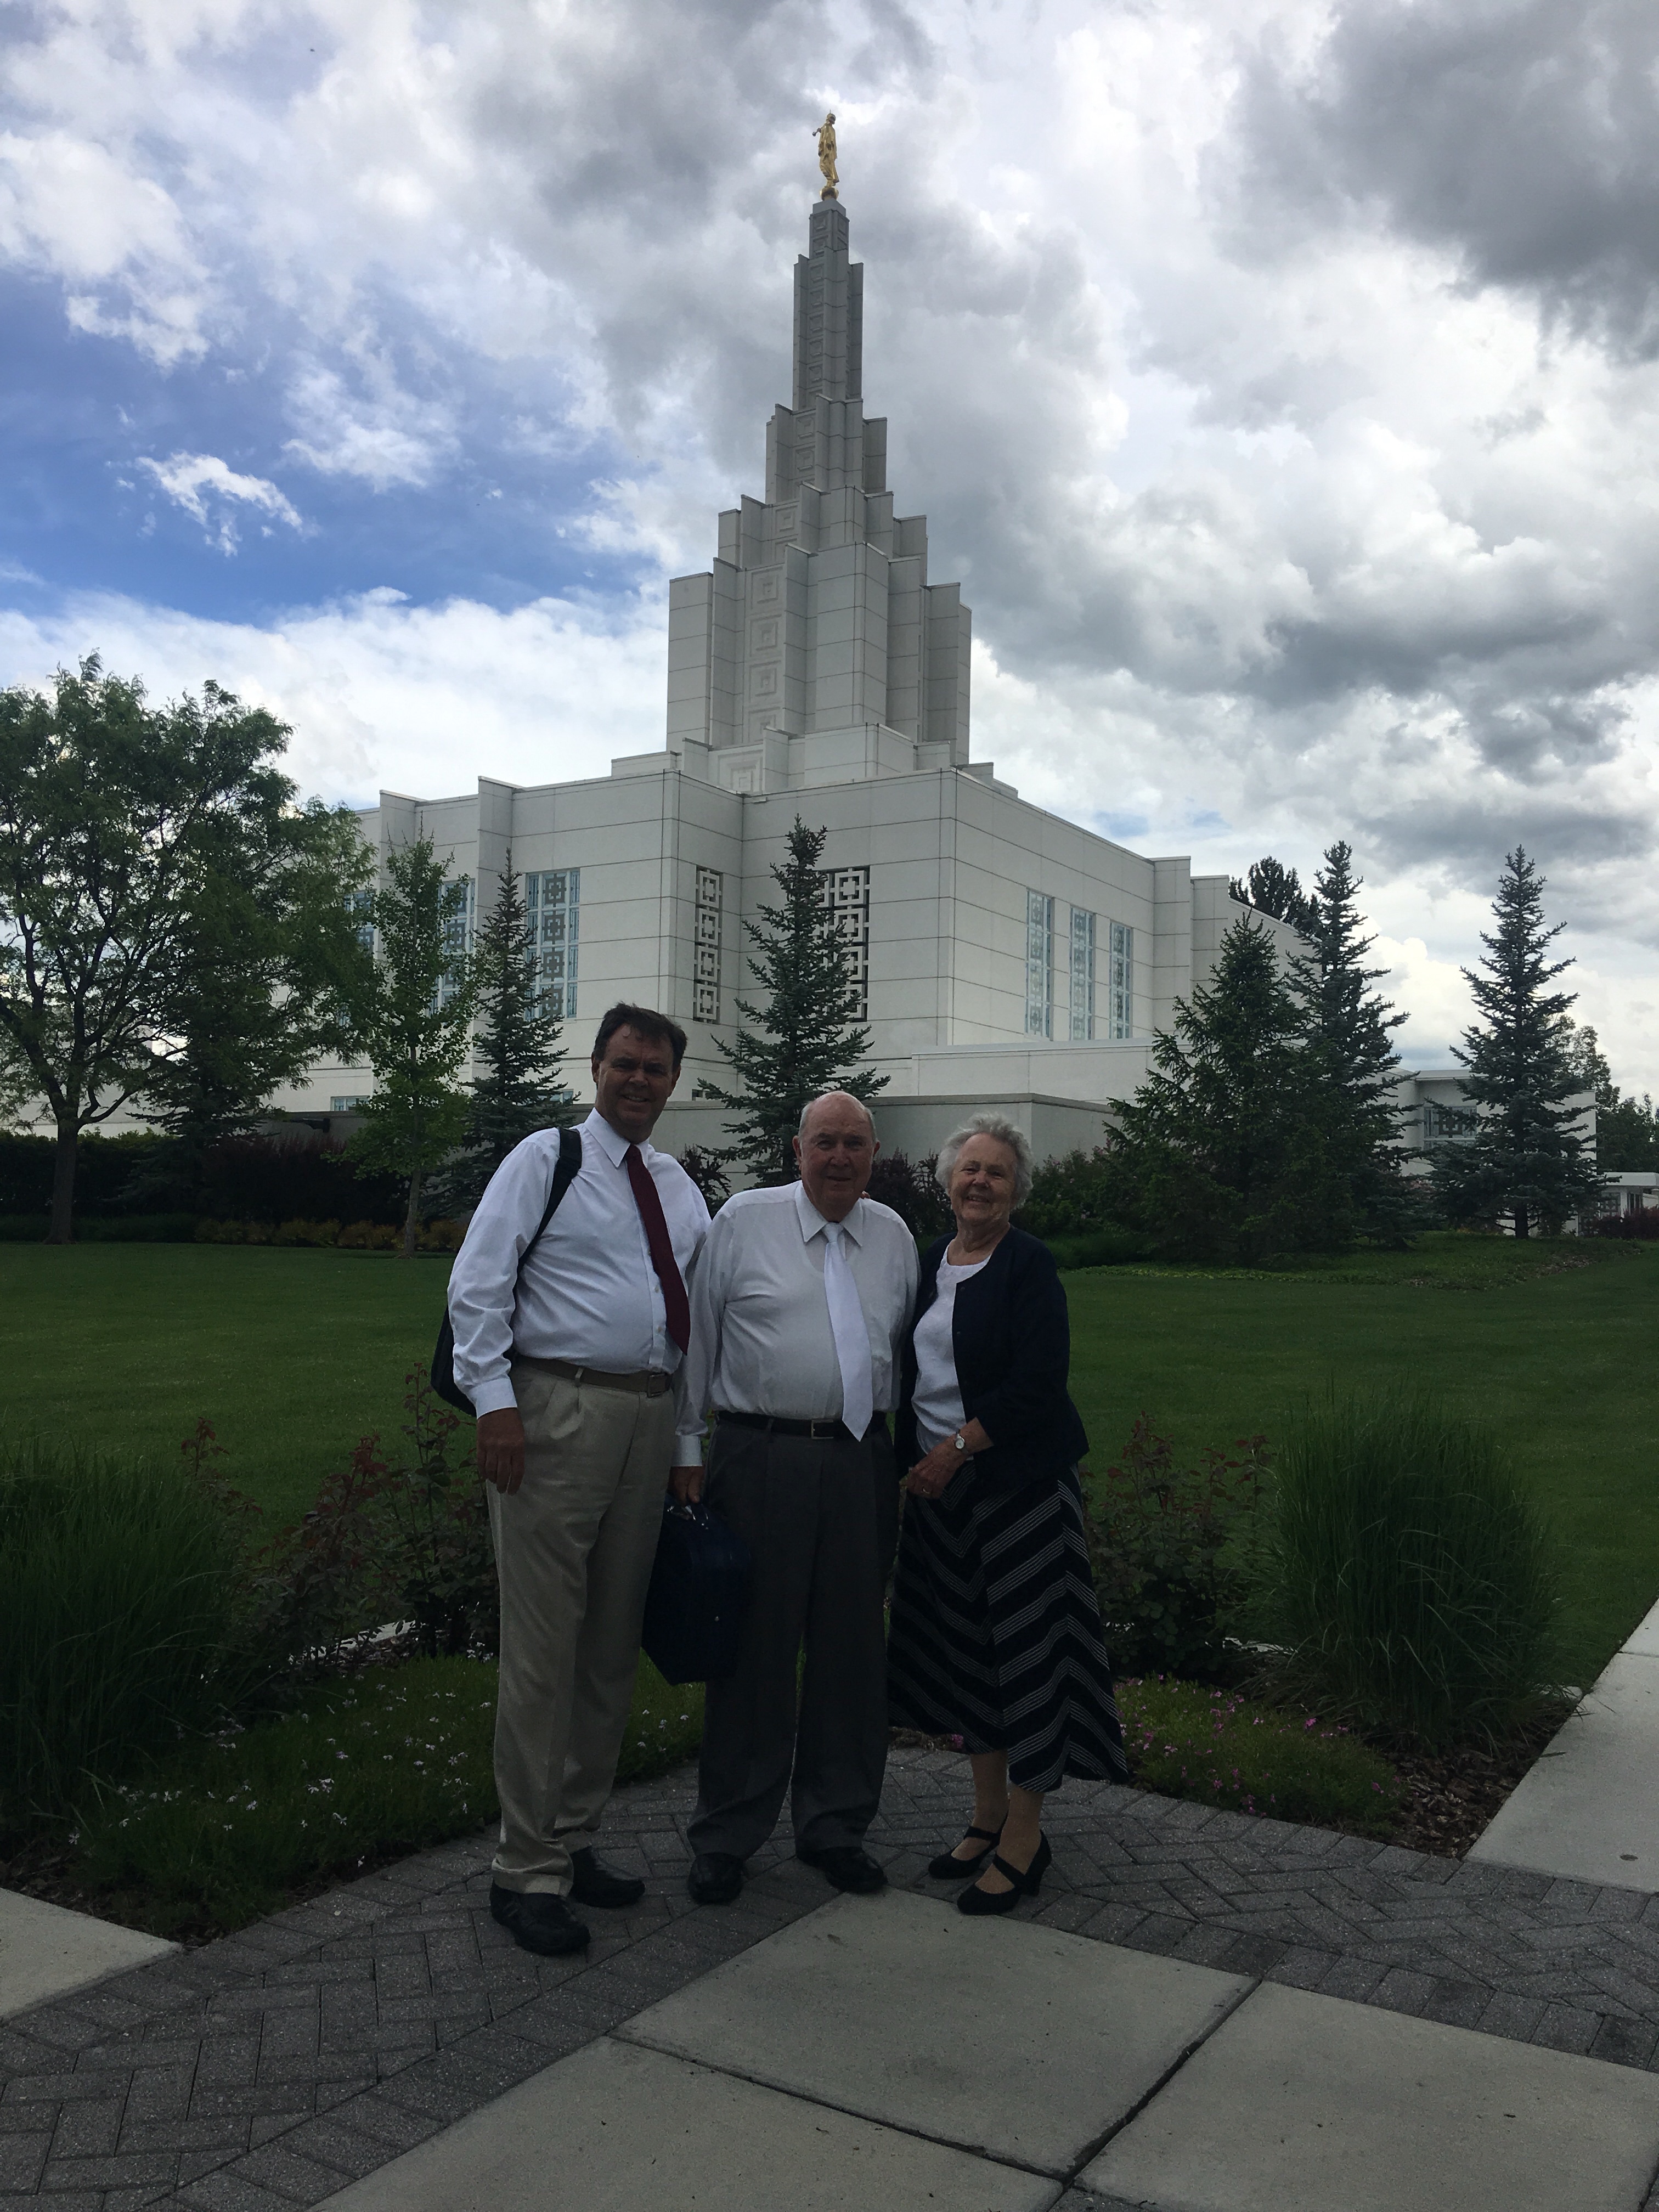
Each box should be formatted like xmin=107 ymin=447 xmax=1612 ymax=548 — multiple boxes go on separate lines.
xmin=815 ymin=112 xmax=838 ymax=200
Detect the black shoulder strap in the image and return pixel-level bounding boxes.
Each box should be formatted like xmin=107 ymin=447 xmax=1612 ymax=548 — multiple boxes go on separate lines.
xmin=521 ymin=1127 xmax=582 ymax=1271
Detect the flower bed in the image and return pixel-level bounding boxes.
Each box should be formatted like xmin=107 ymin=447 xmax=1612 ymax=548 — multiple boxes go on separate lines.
xmin=70 ymin=1655 xmax=702 ymax=1937
xmin=1118 ymin=1677 xmax=1402 ymax=1836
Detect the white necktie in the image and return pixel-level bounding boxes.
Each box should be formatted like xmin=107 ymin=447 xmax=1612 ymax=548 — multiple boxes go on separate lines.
xmin=821 ymin=1222 xmax=874 ymax=1442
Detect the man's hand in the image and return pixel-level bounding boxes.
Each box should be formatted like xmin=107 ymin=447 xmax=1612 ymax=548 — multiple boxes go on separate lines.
xmin=477 ymin=1407 xmax=527 ymax=1493
xmin=669 ymin=1464 xmax=704 ymax=1505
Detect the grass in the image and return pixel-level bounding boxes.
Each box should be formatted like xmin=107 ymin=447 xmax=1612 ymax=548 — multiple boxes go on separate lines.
xmin=1260 ymin=1391 xmax=1561 ymax=1745
xmin=1064 ymin=1236 xmax=1659 ymax=1685
xmin=2 ymin=1233 xmax=1654 ymax=1684
xmin=0 ymin=1243 xmax=451 ymax=1527
xmin=1 ymin=1440 xmax=251 ymax=1826
xmin=1118 ymin=1677 xmax=1402 ymax=1836
xmin=74 ymin=1654 xmax=704 ymax=1936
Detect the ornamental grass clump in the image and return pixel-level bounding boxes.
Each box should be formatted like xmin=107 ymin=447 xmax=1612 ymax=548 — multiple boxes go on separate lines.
xmin=1260 ymin=1391 xmax=1561 ymax=1748
xmin=0 ymin=1439 xmax=253 ymax=1829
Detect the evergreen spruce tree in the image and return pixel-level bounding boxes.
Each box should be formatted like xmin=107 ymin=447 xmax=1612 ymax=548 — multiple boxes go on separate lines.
xmin=349 ymin=837 xmax=477 ymax=1255
xmin=1432 ymin=849 xmax=1600 ymax=1237
xmin=437 ymin=855 xmax=570 ymax=1209
xmin=1288 ymin=839 xmax=1413 ymax=1244
xmin=695 ymin=816 xmax=887 ymax=1184
xmin=1228 ymin=855 xmax=1318 ymax=934
xmin=1103 ymin=915 xmax=1352 ymax=1264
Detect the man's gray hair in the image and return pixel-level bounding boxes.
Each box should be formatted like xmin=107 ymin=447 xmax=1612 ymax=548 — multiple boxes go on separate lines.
xmin=934 ymin=1113 xmax=1035 ymax=1206
xmin=797 ymin=1090 xmax=877 ymax=1137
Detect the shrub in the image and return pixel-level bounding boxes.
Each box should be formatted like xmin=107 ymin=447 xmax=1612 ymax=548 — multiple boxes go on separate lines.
xmin=0 ymin=1440 xmax=254 ymax=1829
xmin=1259 ymin=1391 xmax=1562 ymax=1747
xmin=1047 ymin=1225 xmax=1154 ymax=1268
xmin=677 ymin=1146 xmax=732 ymax=1211
xmin=273 ymin=1218 xmax=342 ymax=1247
xmin=338 ymin=1220 xmax=400 ymax=1251
xmin=1084 ymin=1419 xmax=1268 ymax=1677
xmin=1119 ymin=1677 xmax=1401 ymax=1835
xmin=415 ymin=1217 xmax=465 ymax=1254
xmin=1590 ymin=1210 xmax=1659 ymax=1240
xmin=1017 ymin=1147 xmax=1119 ymax=1238
xmin=866 ymin=1150 xmax=953 ymax=1240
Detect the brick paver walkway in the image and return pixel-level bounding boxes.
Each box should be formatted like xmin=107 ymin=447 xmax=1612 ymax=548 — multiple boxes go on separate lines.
xmin=6 ymin=1747 xmax=1659 ymax=2208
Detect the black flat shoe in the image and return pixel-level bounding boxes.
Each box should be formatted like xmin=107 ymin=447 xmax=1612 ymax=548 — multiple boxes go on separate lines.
xmin=796 ymin=1843 xmax=888 ymax=1895
xmin=928 ymin=1822 xmax=1005 ymax=1880
xmin=569 ymin=1847 xmax=646 ymax=1909
xmin=489 ymin=1881 xmax=591 ymax=1956
xmin=957 ymin=1834 xmax=1052 ymax=1918
xmin=687 ymin=1852 xmax=746 ymax=1905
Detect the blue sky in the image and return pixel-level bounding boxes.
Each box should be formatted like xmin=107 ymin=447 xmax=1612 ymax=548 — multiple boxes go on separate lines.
xmin=3 ymin=0 xmax=1657 ymax=1087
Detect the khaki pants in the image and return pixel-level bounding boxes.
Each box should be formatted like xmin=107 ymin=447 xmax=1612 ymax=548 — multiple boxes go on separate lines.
xmin=488 ymin=1364 xmax=675 ymax=1895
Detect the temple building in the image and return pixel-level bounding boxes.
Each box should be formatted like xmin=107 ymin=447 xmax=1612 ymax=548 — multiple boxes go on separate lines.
xmin=279 ymin=195 xmax=1302 ymax=1161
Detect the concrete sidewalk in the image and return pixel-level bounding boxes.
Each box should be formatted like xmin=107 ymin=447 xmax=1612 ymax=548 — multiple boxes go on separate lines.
xmin=9 ymin=1747 xmax=1659 ymax=2208
xmin=312 ymin=1891 xmax=1659 ymax=2212
xmin=1472 ymin=1594 xmax=1659 ymax=1891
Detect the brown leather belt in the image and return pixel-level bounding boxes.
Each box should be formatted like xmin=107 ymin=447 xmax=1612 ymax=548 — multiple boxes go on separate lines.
xmin=716 ymin=1408 xmax=888 ymax=1443
xmin=514 ymin=1356 xmax=672 ymax=1398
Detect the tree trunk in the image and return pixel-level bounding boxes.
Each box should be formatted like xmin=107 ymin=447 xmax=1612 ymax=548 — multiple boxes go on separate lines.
xmin=47 ymin=1119 xmax=79 ymax=1244
xmin=402 ymin=1164 xmax=421 ymax=1258
xmin=1513 ymin=1200 xmax=1530 ymax=1240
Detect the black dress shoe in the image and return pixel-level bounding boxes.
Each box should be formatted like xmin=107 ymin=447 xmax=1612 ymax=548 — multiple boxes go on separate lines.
xmin=957 ymin=1833 xmax=1052 ymax=1918
xmin=569 ymin=1847 xmax=646 ymax=1909
xmin=489 ymin=1882 xmax=591 ymax=1956
xmin=795 ymin=1844 xmax=887 ymax=1895
xmin=687 ymin=1852 xmax=746 ymax=1905
xmin=928 ymin=1822 xmax=1005 ymax=1880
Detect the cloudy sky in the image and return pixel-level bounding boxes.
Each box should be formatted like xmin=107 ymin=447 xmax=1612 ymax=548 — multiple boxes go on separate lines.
xmin=3 ymin=0 xmax=1657 ymax=1087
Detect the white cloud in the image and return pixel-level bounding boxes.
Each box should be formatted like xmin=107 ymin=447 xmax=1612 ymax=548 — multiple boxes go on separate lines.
xmin=0 ymin=586 xmax=666 ymax=805
xmin=137 ymin=452 xmax=304 ymax=553
xmin=2 ymin=0 xmax=1657 ymax=1089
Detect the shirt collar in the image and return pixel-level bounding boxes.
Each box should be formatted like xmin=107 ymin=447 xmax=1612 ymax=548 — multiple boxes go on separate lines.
xmin=580 ymin=1108 xmax=649 ymax=1167
xmin=793 ymin=1181 xmax=864 ymax=1247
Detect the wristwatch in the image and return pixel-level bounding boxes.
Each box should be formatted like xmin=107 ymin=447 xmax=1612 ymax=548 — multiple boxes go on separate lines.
xmin=952 ymin=1430 xmax=969 ymax=1453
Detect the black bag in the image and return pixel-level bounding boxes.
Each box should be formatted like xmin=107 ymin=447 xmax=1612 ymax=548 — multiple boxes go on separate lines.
xmin=641 ymin=1499 xmax=753 ymax=1685
xmin=430 ymin=1131 xmax=583 ymax=1414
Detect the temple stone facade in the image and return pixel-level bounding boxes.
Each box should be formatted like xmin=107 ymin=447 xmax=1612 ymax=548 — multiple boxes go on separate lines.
xmin=276 ymin=201 xmax=1303 ymax=1161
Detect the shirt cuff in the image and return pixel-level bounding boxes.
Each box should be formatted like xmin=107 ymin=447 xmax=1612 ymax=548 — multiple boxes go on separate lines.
xmin=468 ymin=1376 xmax=519 ymax=1418
xmin=673 ymin=1434 xmax=704 ymax=1468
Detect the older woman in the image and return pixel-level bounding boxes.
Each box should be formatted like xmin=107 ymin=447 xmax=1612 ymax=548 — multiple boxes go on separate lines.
xmin=887 ymin=1112 xmax=1128 ymax=1916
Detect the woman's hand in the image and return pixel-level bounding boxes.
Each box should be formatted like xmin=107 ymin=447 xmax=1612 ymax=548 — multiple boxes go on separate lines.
xmin=906 ymin=1439 xmax=965 ymax=1500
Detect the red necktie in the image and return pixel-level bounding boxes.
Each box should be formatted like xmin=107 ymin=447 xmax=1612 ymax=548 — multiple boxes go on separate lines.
xmin=625 ymin=1145 xmax=691 ymax=1355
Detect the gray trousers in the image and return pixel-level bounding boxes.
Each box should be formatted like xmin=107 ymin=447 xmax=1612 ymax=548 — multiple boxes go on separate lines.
xmin=487 ymin=1364 xmax=676 ymax=1895
xmin=689 ymin=1418 xmax=899 ymax=1860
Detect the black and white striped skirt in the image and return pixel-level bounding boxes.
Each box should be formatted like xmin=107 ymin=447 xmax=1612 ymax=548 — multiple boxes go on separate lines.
xmin=887 ymin=1464 xmax=1130 ymax=1794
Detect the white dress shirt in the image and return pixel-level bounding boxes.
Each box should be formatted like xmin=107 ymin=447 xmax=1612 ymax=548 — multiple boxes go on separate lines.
xmin=448 ymin=1110 xmax=710 ymax=1420
xmin=675 ymin=1182 xmax=919 ymax=1465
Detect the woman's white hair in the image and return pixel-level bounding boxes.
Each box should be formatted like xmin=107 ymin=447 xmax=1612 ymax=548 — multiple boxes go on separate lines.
xmin=934 ymin=1113 xmax=1034 ymax=1207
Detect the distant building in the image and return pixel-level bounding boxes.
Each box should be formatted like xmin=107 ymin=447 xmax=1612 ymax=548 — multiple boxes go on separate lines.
xmin=273 ymin=197 xmax=1305 ymax=1161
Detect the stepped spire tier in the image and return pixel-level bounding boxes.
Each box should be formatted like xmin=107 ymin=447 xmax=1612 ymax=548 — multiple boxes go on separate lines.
xmin=667 ymin=201 xmax=972 ymax=791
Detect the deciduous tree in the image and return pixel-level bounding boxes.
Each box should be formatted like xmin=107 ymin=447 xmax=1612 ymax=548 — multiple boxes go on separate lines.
xmin=349 ymin=836 xmax=476 ymax=1255
xmin=0 ymin=656 xmax=368 ymax=1242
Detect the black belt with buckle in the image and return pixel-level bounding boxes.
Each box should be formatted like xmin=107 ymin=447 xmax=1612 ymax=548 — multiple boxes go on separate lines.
xmin=715 ymin=1409 xmax=887 ymax=1443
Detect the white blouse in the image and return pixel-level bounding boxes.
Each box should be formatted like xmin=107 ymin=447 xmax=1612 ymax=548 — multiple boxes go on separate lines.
xmin=910 ymin=1254 xmax=990 ymax=1454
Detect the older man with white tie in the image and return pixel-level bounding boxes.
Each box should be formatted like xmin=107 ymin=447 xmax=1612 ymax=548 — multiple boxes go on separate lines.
xmin=673 ymin=1091 xmax=918 ymax=1906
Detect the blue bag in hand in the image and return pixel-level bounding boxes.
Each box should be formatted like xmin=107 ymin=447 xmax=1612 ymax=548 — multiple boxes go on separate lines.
xmin=641 ymin=1499 xmax=752 ymax=1686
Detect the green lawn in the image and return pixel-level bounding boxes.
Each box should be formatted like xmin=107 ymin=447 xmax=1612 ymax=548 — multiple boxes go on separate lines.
xmin=0 ymin=1244 xmax=452 ymax=1527
xmin=1065 ymin=1239 xmax=1659 ymax=1683
xmin=3 ymin=1235 xmax=1655 ymax=1683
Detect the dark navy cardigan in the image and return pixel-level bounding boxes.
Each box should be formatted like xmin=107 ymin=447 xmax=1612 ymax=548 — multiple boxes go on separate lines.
xmin=893 ymin=1226 xmax=1089 ymax=1496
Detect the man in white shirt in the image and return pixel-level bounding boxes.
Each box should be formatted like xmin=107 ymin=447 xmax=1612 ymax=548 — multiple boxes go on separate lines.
xmin=673 ymin=1091 xmax=918 ymax=1905
xmin=448 ymin=1003 xmax=710 ymax=1957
